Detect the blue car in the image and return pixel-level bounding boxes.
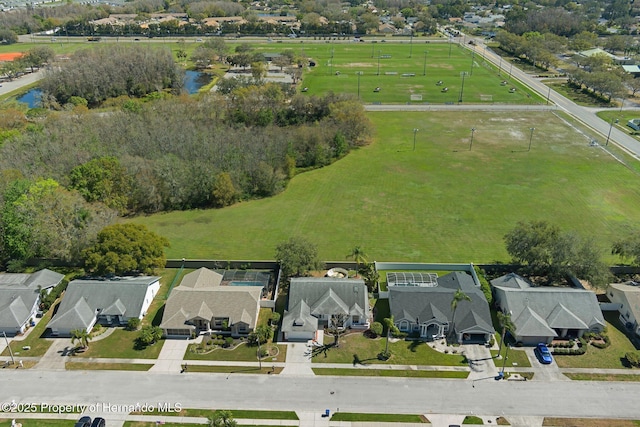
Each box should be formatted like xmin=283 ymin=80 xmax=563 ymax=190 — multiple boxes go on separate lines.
xmin=535 ymin=343 xmax=553 ymax=364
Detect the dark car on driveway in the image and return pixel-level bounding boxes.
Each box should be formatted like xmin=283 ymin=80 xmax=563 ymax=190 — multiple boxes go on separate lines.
xmin=74 ymin=416 xmax=92 ymax=427
xmin=91 ymin=417 xmax=106 ymax=427
xmin=535 ymin=343 xmax=553 ymax=364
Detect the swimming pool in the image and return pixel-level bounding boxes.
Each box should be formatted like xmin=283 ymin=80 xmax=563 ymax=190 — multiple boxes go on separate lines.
xmin=230 ymin=281 xmax=264 ymax=287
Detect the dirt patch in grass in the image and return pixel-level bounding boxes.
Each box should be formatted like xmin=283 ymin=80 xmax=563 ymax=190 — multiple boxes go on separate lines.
xmin=344 ymin=62 xmax=374 ymax=67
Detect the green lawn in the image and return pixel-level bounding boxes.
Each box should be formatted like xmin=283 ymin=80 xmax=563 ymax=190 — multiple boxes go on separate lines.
xmin=72 ymin=328 xmax=164 ymax=359
xmin=1 ymin=301 xmax=57 ymax=358
xmin=184 ymin=342 xmax=287 ymax=362
xmin=131 ymin=408 xmax=297 ymax=420
xmin=564 ymin=373 xmax=640 ymax=381
xmin=313 ymin=332 xmax=467 ymax=366
xmin=490 ymin=347 xmax=531 ymax=368
xmin=65 ymin=362 xmax=153 ymax=371
xmin=0 ymin=421 xmax=72 ymax=427
xmin=554 ymin=314 xmax=639 ymax=369
xmin=184 ymin=365 xmax=283 ymax=374
xmin=331 ymin=412 xmax=426 ymax=423
xmin=312 ymin=367 xmax=468 ymax=378
xmin=133 ymin=110 xmax=640 ymax=263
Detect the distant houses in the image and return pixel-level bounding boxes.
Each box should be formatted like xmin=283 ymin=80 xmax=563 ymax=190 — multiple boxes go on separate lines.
xmin=0 ymin=269 xmax=64 ymax=336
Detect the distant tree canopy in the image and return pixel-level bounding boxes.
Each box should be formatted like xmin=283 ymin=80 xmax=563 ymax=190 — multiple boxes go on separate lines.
xmin=41 ymin=45 xmax=184 ymax=106
xmin=0 ymin=29 xmax=18 ymax=44
xmin=612 ymin=233 xmax=640 ymax=266
xmin=83 ymin=223 xmax=169 ymax=275
xmin=504 ymin=220 xmax=611 ymax=288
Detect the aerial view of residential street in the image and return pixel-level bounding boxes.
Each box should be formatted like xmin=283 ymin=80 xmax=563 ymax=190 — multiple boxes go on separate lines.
xmin=2 ymin=0 xmax=640 ymax=425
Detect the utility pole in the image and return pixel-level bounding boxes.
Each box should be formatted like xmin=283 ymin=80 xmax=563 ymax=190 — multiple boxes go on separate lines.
xmin=413 ymin=128 xmax=419 ymax=151
xmin=528 ymin=127 xmax=535 ymax=151
xmin=469 ymin=127 xmax=476 ymax=151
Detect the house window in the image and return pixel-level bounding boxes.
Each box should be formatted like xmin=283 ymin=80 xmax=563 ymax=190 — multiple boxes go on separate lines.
xmin=352 ymin=316 xmax=360 ymax=324
xmin=399 ymin=320 xmax=409 ymax=332
xmin=237 ymin=324 xmax=246 ymax=332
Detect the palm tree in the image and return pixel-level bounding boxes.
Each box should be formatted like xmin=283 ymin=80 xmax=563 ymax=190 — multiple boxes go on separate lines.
xmin=450 ymin=290 xmax=471 ymax=341
xmin=496 ymin=311 xmax=516 ymax=359
xmin=383 ymin=316 xmax=395 ymax=355
xmin=70 ymin=328 xmax=91 ymax=350
xmin=347 ymin=246 xmax=368 ymax=277
xmin=209 ymin=410 xmax=237 ymax=427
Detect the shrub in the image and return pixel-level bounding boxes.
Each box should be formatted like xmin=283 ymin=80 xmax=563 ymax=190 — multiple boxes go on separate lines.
xmin=591 ymin=335 xmax=610 ymax=349
xmin=126 ymin=318 xmax=141 ymax=331
xmin=40 ymin=278 xmax=69 ymax=312
xmin=224 ymin=337 xmax=234 ymax=348
xmin=269 ymin=312 xmax=281 ymax=326
xmin=625 ymin=351 xmax=640 ymax=367
xmin=369 ymin=322 xmax=383 ymax=337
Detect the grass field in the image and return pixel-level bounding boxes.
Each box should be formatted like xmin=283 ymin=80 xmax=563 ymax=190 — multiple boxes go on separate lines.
xmin=134 ymin=110 xmax=640 ymax=262
xmin=184 ymin=342 xmax=286 ymax=362
xmin=65 ymin=362 xmax=153 ymax=371
xmin=542 ymin=418 xmax=640 ymax=427
xmin=72 ymin=328 xmax=164 ymax=359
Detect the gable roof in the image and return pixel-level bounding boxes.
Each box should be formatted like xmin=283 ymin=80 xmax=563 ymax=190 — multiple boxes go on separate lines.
xmin=48 ymin=276 xmax=159 ymax=331
xmin=287 ymin=278 xmax=368 ymax=318
xmin=492 ymin=273 xmax=605 ymax=337
xmin=282 ymin=300 xmax=318 ymax=333
xmin=608 ymin=282 xmax=640 ymax=324
xmin=179 ymin=268 xmax=223 ymax=289
xmin=47 ymin=297 xmax=96 ymax=331
xmin=160 ymin=268 xmax=261 ymax=330
xmin=0 ymin=269 xmax=64 ymax=331
xmin=0 ymin=269 xmax=64 ymax=290
xmin=389 ymin=272 xmax=494 ymax=335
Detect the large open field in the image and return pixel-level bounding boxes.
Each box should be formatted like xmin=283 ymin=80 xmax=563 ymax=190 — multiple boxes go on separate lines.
xmin=132 ymin=110 xmax=640 ymax=262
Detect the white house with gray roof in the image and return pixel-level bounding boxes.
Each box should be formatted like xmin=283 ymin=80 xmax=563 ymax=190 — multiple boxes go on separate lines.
xmin=0 ymin=269 xmax=64 ymax=336
xmin=282 ymin=278 xmax=370 ymax=341
xmin=388 ymin=271 xmax=494 ymax=344
xmin=160 ymin=267 xmax=261 ymax=338
xmin=491 ymin=273 xmax=605 ymax=345
xmin=606 ymin=282 xmax=640 ymax=337
xmin=47 ymin=276 xmax=160 ymax=336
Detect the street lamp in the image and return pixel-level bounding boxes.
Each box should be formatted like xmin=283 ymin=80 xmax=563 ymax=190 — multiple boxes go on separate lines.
xmin=528 ymin=127 xmax=535 ymax=151
xmin=469 ymin=127 xmax=476 ymax=151
xmin=423 ymin=51 xmax=427 ymax=76
xmin=356 ymin=72 xmax=363 ymax=99
xmin=448 ymin=36 xmax=453 ymax=58
xmin=470 ymin=49 xmax=476 ymax=76
xmin=413 ymin=128 xmax=419 ymax=151
xmin=377 ymin=51 xmax=381 ymax=76
xmin=458 ymin=72 xmax=468 ymax=103
xmin=409 ymin=32 xmax=413 ymax=58
xmin=606 ymin=118 xmax=619 ymax=146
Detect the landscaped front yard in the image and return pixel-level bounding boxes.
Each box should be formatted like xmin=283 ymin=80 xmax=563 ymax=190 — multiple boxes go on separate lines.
xmin=1 ymin=301 xmax=58 ymax=358
xmin=185 ymin=341 xmax=287 ymax=362
xmin=313 ymin=332 xmax=467 ymax=366
xmin=72 ymin=328 xmax=164 ymax=359
xmin=554 ymin=314 xmax=639 ymax=369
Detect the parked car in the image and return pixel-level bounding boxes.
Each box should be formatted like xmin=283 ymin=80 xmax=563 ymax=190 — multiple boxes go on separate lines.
xmin=91 ymin=417 xmax=106 ymax=427
xmin=74 ymin=416 xmax=92 ymax=427
xmin=535 ymin=343 xmax=553 ymax=364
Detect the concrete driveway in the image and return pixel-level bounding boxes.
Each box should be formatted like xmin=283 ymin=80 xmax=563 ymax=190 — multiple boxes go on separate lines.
xmin=523 ymin=347 xmax=569 ymax=382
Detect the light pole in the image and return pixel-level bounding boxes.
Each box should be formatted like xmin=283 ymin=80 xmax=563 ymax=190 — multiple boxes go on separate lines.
xmin=469 ymin=127 xmax=476 ymax=151
xmin=356 ymin=72 xmax=362 ymax=99
xmin=409 ymin=32 xmax=413 ymax=58
xmin=498 ymin=55 xmax=502 ymax=76
xmin=377 ymin=51 xmax=380 ymax=76
xmin=413 ymin=128 xmax=419 ymax=151
xmin=470 ymin=49 xmax=475 ymax=76
xmin=458 ymin=72 xmax=468 ymax=103
xmin=606 ymin=118 xmax=619 ymax=146
xmin=546 ymin=86 xmax=551 ymax=105
xmin=423 ymin=51 xmax=427 ymax=76
xmin=448 ymin=37 xmax=453 ymax=58
xmin=3 ymin=331 xmax=14 ymax=365
xmin=257 ymin=338 xmax=263 ymax=370
xmin=528 ymin=127 xmax=535 ymax=151
xmin=508 ymin=62 xmax=513 ymax=80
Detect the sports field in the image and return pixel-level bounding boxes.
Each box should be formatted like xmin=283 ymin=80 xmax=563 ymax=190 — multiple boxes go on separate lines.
xmin=132 ymin=110 xmax=640 ymax=262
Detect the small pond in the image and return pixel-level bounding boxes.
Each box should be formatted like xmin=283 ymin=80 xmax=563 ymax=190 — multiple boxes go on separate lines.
xmin=17 ymin=88 xmax=43 ymax=108
xmin=184 ymin=70 xmax=212 ymax=94
xmin=16 ymin=71 xmax=209 ymax=107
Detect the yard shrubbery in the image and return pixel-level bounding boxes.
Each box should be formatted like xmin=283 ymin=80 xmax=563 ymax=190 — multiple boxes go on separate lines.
xmin=625 ymin=351 xmax=640 ymax=367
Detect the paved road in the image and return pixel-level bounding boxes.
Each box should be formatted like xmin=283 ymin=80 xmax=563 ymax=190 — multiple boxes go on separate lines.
xmin=0 ymin=369 xmax=637 ymax=419
xmin=0 ymin=70 xmax=44 ymax=97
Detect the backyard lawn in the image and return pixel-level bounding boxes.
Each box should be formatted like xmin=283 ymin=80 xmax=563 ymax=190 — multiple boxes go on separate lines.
xmin=554 ymin=314 xmax=639 ymax=369
xmin=313 ymin=332 xmax=467 ymax=366
xmin=135 ymin=110 xmax=640 ymax=263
